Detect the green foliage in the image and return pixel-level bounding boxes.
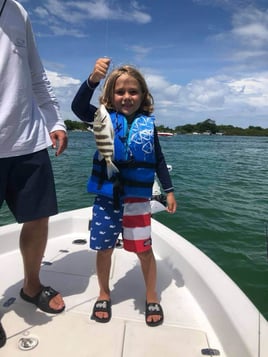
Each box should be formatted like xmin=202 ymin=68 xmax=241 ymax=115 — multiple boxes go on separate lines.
xmin=64 ymin=119 xmax=268 ymax=136
xmin=64 ymin=120 xmax=89 ymax=131
xmin=173 ymin=119 xmax=268 ymax=136
xmin=196 ymin=119 xmax=217 ymax=134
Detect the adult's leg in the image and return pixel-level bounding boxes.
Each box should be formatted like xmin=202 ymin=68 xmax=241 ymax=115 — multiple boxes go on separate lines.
xmin=94 ymin=248 xmax=114 ymax=319
xmin=20 ymin=217 xmax=65 ymax=311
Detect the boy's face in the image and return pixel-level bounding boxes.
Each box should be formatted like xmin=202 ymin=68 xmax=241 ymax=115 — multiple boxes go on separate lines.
xmin=113 ymin=74 xmax=143 ymax=121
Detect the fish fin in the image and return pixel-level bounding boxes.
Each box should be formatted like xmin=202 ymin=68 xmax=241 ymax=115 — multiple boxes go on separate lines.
xmin=106 ymin=162 xmax=119 ymax=179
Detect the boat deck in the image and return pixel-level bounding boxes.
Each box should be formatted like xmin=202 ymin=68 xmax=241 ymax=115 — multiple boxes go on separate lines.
xmin=0 ymin=208 xmax=267 ymax=356
xmin=0 ymin=212 xmax=217 ymax=356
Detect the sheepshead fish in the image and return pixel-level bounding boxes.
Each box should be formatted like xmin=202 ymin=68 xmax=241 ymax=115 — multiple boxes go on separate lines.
xmin=93 ymin=104 xmax=119 ymax=179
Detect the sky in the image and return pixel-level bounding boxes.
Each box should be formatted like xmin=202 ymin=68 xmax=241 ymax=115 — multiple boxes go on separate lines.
xmin=19 ymin=0 xmax=268 ymax=128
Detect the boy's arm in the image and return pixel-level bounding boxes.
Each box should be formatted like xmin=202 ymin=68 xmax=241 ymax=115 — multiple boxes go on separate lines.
xmin=71 ymin=58 xmax=111 ymax=122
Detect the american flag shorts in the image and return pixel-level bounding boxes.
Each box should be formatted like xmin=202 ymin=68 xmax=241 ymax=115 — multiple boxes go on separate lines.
xmin=90 ymin=196 xmax=152 ymax=253
xmin=122 ymin=197 xmax=152 ymax=253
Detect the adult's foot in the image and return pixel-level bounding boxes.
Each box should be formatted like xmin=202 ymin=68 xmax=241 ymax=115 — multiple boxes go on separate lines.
xmin=0 ymin=322 xmax=6 ymax=348
xmin=20 ymin=286 xmax=65 ymax=314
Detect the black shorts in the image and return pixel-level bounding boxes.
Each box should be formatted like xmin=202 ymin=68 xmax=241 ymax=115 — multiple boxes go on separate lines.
xmin=0 ymin=149 xmax=58 ymax=223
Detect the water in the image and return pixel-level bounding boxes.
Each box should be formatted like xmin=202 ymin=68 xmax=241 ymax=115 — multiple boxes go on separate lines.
xmin=1 ymin=132 xmax=267 ymax=319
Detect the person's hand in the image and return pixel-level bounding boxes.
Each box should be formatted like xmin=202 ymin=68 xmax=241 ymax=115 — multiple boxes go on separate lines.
xmin=166 ymin=192 xmax=177 ymax=214
xmin=50 ymin=130 xmax=68 ymax=156
xmin=89 ymin=58 xmax=111 ymax=84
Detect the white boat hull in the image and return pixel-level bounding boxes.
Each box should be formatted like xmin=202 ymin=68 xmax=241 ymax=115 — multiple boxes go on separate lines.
xmin=0 ymin=207 xmax=267 ymax=356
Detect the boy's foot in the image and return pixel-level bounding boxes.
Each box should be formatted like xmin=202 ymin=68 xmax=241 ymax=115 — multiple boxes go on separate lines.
xmin=91 ymin=300 xmax=111 ymax=323
xmin=145 ymin=302 xmax=164 ymax=327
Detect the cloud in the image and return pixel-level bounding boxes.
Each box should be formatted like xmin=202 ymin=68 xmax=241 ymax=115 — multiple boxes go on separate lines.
xmin=231 ymin=7 xmax=268 ymax=48
xmin=33 ymin=0 xmax=151 ymax=37
xmin=38 ymin=0 xmax=267 ymax=128
xmin=46 ymin=70 xmax=82 ymax=119
xmin=143 ymin=69 xmax=268 ymax=128
xmin=210 ymin=5 xmax=268 ymax=70
xmin=46 ymin=70 xmax=81 ymax=88
xmin=45 ymin=64 xmax=268 ymax=128
xmin=128 ymin=45 xmax=152 ymax=61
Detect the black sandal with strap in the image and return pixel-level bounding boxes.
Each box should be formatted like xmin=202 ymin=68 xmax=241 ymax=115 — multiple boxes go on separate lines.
xmin=145 ymin=302 xmax=164 ymax=327
xmin=20 ymin=286 xmax=65 ymax=314
xmin=91 ymin=300 xmax=112 ymax=323
xmin=0 ymin=322 xmax=6 ymax=348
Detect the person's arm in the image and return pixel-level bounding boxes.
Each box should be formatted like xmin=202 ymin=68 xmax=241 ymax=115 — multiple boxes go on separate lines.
xmin=72 ymin=80 xmax=97 ymax=123
xmin=154 ymin=128 xmax=173 ymax=193
xmin=26 ymin=13 xmax=67 ymax=155
xmin=71 ymin=80 xmax=98 ymax=122
xmin=154 ymin=127 xmax=177 ymax=213
xmin=71 ymin=58 xmax=111 ymax=122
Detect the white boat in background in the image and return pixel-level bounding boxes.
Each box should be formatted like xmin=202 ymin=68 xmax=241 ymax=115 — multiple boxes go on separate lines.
xmin=0 ymin=207 xmax=267 ymax=356
xmin=158 ymin=132 xmax=174 ymax=137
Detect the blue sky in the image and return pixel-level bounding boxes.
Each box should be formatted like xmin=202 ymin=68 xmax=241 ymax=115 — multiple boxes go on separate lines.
xmin=20 ymin=0 xmax=268 ymax=128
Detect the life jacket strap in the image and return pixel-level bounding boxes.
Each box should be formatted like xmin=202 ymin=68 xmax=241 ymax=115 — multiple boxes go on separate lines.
xmin=116 ymin=160 xmax=156 ymax=169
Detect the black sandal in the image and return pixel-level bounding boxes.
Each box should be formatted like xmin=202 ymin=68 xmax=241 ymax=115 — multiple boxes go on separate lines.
xmin=0 ymin=322 xmax=6 ymax=348
xmin=145 ymin=302 xmax=164 ymax=327
xmin=20 ymin=286 xmax=65 ymax=314
xmin=91 ymin=300 xmax=111 ymax=323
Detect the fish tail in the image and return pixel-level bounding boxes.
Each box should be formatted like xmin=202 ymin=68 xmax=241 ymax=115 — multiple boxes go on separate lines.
xmin=106 ymin=161 xmax=119 ymax=179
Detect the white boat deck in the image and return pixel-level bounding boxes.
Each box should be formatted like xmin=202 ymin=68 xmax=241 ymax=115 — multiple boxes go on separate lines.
xmin=0 ymin=208 xmax=267 ymax=356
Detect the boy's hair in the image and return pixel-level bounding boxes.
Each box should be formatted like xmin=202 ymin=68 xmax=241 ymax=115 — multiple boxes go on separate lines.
xmin=99 ymin=65 xmax=154 ymax=115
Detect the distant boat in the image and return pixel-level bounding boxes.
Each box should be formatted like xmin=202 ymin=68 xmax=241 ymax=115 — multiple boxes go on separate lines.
xmin=158 ymin=132 xmax=174 ymax=137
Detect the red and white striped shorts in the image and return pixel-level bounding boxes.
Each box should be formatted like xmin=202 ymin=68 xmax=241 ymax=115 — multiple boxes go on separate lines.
xmin=123 ymin=198 xmax=152 ymax=253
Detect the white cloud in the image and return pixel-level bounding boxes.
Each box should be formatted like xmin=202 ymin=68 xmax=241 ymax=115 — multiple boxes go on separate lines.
xmin=142 ymin=69 xmax=268 ymax=128
xmin=129 ymin=45 xmax=152 ymax=61
xmin=33 ymin=0 xmax=151 ymax=36
xmin=39 ymin=0 xmax=268 ymax=129
xmin=46 ymin=70 xmax=81 ymax=87
xmin=46 ymin=70 xmax=82 ymax=120
xmin=45 ymin=64 xmax=268 ymax=128
xmin=212 ymin=6 xmax=268 ymax=67
xmin=231 ymin=7 xmax=268 ymax=48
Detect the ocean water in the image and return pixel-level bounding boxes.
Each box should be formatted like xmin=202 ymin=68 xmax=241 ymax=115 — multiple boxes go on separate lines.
xmin=1 ymin=132 xmax=267 ymax=319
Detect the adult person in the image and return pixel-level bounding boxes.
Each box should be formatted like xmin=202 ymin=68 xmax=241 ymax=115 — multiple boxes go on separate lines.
xmin=0 ymin=0 xmax=67 ymax=348
xmin=72 ymin=58 xmax=177 ymax=327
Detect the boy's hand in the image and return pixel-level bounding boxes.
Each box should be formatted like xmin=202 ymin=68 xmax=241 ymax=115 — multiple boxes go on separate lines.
xmin=89 ymin=58 xmax=111 ymax=84
xmin=166 ymin=192 xmax=177 ymax=214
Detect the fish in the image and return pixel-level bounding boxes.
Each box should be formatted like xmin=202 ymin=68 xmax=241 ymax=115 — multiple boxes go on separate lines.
xmin=93 ymin=104 xmax=119 ymax=179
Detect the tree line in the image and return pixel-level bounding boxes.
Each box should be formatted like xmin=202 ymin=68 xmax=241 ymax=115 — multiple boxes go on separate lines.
xmin=158 ymin=119 xmax=268 ymax=136
xmin=64 ymin=118 xmax=268 ymax=136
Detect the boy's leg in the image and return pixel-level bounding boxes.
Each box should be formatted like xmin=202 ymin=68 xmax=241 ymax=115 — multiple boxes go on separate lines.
xmin=137 ymin=249 xmax=162 ymax=324
xmin=137 ymin=249 xmax=158 ymax=302
xmin=90 ymin=196 xmax=123 ymax=321
xmin=95 ymin=248 xmax=114 ymax=320
xmin=123 ymin=198 xmax=162 ymax=324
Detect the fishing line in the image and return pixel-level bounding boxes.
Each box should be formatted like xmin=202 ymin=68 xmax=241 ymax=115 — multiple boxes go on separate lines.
xmin=104 ymin=3 xmax=110 ymax=57
xmin=104 ymin=0 xmax=112 ymax=62
xmin=103 ymin=0 xmax=116 ymax=72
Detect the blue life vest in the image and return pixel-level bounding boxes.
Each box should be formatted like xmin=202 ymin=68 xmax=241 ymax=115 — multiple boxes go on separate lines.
xmin=87 ymin=112 xmax=156 ymax=200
